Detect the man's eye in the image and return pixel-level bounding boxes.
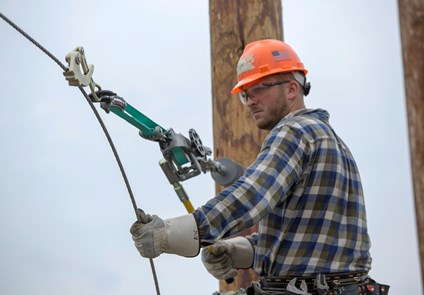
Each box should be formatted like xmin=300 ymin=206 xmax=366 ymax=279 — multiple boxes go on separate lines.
xmin=250 ymin=86 xmax=267 ymax=96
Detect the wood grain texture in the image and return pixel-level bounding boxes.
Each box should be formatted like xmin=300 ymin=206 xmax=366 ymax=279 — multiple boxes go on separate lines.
xmin=209 ymin=0 xmax=283 ymax=291
xmin=398 ymin=0 xmax=424 ymax=287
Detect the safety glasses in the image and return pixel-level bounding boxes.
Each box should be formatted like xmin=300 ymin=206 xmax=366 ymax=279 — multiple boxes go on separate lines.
xmin=239 ymin=80 xmax=291 ymax=105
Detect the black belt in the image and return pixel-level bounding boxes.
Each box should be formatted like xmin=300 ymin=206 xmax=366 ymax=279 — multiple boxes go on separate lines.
xmin=261 ymin=272 xmax=369 ymax=289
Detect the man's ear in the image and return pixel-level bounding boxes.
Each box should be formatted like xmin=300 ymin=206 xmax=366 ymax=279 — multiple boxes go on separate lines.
xmin=287 ymin=80 xmax=300 ymax=101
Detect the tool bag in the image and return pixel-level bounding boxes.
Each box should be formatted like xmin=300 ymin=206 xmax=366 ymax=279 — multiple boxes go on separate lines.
xmin=245 ymin=275 xmax=390 ymax=295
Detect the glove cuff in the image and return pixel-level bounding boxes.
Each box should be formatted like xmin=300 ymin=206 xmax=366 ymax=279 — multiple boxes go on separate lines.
xmin=165 ymin=214 xmax=200 ymax=257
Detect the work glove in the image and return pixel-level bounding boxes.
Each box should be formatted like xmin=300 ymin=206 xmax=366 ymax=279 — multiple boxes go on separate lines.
xmin=201 ymin=236 xmax=254 ymax=280
xmin=130 ymin=209 xmax=200 ymax=258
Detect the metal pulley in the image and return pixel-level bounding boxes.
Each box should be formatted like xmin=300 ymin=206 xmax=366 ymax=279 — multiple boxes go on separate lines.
xmin=211 ymin=157 xmax=244 ymax=186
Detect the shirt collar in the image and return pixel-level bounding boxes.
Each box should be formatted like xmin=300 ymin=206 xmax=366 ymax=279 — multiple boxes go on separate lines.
xmin=273 ymin=108 xmax=330 ymax=130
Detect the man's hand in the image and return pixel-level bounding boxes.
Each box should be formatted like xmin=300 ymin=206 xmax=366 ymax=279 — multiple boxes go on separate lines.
xmin=201 ymin=236 xmax=254 ymax=280
xmin=130 ymin=210 xmax=165 ymax=258
xmin=130 ymin=209 xmax=200 ymax=258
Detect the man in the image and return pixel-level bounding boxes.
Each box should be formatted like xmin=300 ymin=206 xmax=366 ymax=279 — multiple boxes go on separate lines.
xmin=131 ymin=39 xmax=388 ymax=294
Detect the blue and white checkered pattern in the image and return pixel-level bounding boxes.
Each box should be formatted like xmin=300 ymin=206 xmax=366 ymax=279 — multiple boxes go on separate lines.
xmin=193 ymin=108 xmax=372 ymax=276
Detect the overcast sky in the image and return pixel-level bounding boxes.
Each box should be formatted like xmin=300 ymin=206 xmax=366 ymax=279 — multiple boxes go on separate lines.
xmin=0 ymin=1 xmax=422 ymax=294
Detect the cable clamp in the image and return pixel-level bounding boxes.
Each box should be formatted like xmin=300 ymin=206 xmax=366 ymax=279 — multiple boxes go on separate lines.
xmin=63 ymin=47 xmax=101 ymax=101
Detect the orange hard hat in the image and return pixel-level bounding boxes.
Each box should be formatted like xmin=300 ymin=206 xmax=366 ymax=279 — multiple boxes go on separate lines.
xmin=231 ymin=39 xmax=308 ymax=93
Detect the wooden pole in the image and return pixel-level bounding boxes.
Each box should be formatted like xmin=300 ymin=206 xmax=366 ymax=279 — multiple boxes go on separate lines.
xmin=209 ymin=0 xmax=283 ymax=292
xmin=398 ymin=0 xmax=424 ymax=288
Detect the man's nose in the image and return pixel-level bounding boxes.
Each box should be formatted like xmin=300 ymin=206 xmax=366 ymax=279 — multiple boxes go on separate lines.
xmin=246 ymin=96 xmax=257 ymax=106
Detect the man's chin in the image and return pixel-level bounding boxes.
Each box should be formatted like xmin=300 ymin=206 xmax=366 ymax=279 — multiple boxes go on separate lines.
xmin=255 ymin=119 xmax=273 ymax=130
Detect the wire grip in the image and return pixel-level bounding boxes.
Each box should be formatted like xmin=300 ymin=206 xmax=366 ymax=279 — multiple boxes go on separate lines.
xmin=63 ymin=47 xmax=101 ymax=101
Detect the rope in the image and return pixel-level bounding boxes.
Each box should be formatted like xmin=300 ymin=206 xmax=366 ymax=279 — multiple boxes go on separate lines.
xmin=0 ymin=11 xmax=161 ymax=295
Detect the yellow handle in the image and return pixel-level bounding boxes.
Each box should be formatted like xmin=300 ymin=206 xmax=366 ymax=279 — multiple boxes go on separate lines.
xmin=182 ymin=199 xmax=194 ymax=213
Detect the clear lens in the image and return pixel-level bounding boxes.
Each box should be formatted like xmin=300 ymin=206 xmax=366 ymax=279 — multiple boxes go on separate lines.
xmin=239 ymin=92 xmax=248 ymax=105
xmin=238 ymin=81 xmax=290 ymax=105
xmin=239 ymin=84 xmax=266 ymax=105
xmin=249 ymin=85 xmax=268 ymax=97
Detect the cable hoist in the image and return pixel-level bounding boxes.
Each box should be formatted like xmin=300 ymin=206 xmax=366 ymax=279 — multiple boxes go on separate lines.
xmin=63 ymin=47 xmax=243 ymax=214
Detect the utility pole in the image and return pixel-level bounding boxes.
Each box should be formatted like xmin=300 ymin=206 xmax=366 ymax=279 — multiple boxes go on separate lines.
xmin=209 ymin=0 xmax=283 ymax=292
xmin=398 ymin=0 xmax=424 ymax=289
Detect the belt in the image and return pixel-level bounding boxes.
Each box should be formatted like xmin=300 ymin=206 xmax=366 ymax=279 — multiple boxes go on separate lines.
xmin=261 ymin=272 xmax=369 ymax=289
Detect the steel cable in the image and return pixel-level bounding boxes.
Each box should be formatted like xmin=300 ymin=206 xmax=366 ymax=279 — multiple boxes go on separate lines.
xmin=0 ymin=11 xmax=161 ymax=295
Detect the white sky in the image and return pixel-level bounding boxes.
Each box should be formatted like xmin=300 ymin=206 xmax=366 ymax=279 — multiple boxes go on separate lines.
xmin=0 ymin=1 xmax=422 ymax=294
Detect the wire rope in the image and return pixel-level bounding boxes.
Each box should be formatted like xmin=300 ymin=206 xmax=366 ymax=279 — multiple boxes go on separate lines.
xmin=0 ymin=11 xmax=161 ymax=295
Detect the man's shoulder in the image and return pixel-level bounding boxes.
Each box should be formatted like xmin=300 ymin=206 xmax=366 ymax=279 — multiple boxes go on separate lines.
xmin=275 ymin=109 xmax=330 ymax=133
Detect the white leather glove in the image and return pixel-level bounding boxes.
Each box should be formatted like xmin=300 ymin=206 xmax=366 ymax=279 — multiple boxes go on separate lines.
xmin=130 ymin=209 xmax=200 ymax=258
xmin=201 ymin=236 xmax=254 ymax=280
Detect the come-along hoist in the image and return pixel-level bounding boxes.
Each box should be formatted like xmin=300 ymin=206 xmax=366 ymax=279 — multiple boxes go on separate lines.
xmin=63 ymin=46 xmax=244 ymax=214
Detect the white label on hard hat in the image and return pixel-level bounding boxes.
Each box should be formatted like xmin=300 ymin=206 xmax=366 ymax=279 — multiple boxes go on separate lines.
xmin=237 ymin=53 xmax=255 ymax=76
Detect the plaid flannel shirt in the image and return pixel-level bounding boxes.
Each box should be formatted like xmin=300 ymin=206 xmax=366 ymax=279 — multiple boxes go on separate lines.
xmin=193 ymin=108 xmax=372 ymax=276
